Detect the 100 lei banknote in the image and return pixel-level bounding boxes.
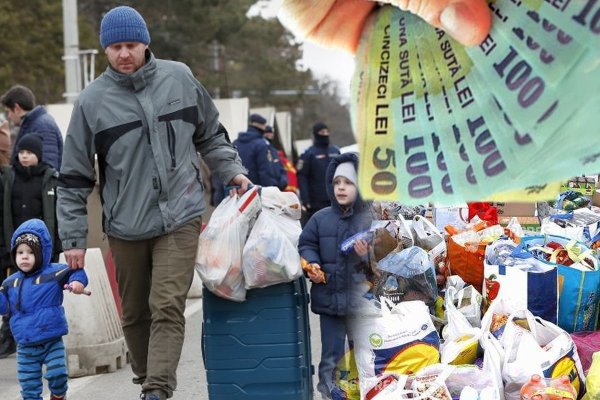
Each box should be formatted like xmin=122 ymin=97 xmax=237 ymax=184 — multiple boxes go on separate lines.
xmin=351 ymin=2 xmax=599 ymax=204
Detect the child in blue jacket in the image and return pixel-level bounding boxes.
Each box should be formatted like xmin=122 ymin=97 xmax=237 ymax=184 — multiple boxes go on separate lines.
xmin=0 ymin=218 xmax=88 ymax=400
xmin=298 ymin=152 xmax=372 ymax=399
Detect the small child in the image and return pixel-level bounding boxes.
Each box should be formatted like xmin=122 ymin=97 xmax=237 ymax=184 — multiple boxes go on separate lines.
xmin=298 ymin=152 xmax=372 ymax=399
xmin=0 ymin=218 xmax=88 ymax=400
xmin=0 ymin=134 xmax=61 ymax=358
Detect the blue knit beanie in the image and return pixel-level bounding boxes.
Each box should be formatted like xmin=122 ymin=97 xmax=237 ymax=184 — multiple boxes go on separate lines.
xmin=99 ymin=6 xmax=151 ymax=49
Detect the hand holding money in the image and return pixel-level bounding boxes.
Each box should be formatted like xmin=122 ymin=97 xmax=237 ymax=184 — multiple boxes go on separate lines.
xmin=300 ymin=257 xmax=326 ymax=284
xmin=278 ymin=0 xmax=492 ymax=52
xmin=280 ymin=0 xmax=600 ymax=204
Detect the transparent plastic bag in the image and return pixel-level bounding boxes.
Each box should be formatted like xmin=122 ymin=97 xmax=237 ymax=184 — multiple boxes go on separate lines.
xmin=374 ymin=247 xmax=438 ymax=305
xmin=195 ymin=187 xmax=261 ymax=301
xmin=242 ymin=208 xmax=302 ymax=289
xmin=412 ymin=215 xmax=444 ymax=251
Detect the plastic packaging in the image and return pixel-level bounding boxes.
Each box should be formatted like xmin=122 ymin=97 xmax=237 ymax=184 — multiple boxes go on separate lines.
xmin=546 ymin=376 xmax=576 ymax=400
xmin=519 ymin=374 xmax=577 ymax=400
xmin=340 ymin=230 xmax=374 ymax=254
xmin=520 ymin=374 xmax=546 ymax=400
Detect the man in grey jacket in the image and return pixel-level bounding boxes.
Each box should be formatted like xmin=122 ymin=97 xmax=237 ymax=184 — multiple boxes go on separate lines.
xmin=57 ymin=6 xmax=250 ymax=400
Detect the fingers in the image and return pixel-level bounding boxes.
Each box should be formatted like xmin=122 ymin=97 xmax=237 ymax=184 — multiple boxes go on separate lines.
xmin=72 ymin=254 xmax=85 ymax=269
xmin=65 ymin=250 xmax=85 ymax=270
xmin=280 ymin=0 xmax=376 ymax=53
xmin=279 ymin=0 xmax=491 ymax=53
xmin=228 ymin=175 xmax=253 ymax=197
xmin=380 ymin=0 xmax=491 ymax=46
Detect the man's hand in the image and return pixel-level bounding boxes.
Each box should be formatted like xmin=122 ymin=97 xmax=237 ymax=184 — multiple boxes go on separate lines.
xmin=64 ymin=248 xmax=86 ymax=270
xmin=228 ymin=174 xmax=253 ymax=197
xmin=378 ymin=0 xmax=491 ymax=46
xmin=280 ymin=0 xmax=491 ymax=52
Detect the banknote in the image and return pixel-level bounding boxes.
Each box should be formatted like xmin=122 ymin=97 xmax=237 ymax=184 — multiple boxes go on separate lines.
xmin=351 ymin=7 xmax=400 ymax=201
xmin=349 ymin=4 xmax=598 ymax=203
xmin=389 ymin=11 xmax=442 ymax=202
xmin=413 ymin=46 xmax=458 ymax=205
xmin=521 ymin=0 xmax=600 ymax=50
xmin=414 ymin=22 xmax=486 ymax=202
xmin=490 ymin=0 xmax=587 ymax=85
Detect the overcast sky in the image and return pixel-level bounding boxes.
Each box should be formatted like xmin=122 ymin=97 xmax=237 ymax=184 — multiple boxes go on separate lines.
xmin=249 ymin=0 xmax=356 ymax=100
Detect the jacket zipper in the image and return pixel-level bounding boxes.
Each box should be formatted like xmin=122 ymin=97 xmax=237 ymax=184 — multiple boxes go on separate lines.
xmin=191 ymin=162 xmax=203 ymax=188
xmin=166 ymin=121 xmax=176 ymax=169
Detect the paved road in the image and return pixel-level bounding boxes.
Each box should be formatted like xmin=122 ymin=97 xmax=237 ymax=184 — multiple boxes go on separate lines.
xmin=0 ymin=298 xmax=321 ymax=400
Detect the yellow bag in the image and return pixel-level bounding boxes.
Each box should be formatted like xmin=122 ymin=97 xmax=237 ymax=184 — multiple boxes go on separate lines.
xmin=583 ymin=352 xmax=600 ymax=400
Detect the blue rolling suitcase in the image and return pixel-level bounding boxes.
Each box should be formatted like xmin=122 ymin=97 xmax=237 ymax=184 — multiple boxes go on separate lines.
xmin=202 ymin=279 xmax=313 ymax=399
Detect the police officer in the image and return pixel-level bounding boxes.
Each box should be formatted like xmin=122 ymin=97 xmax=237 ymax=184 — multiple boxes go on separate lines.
xmin=234 ymin=114 xmax=278 ymax=187
xmin=297 ymin=122 xmax=340 ymax=223
xmin=263 ymin=125 xmax=288 ymax=190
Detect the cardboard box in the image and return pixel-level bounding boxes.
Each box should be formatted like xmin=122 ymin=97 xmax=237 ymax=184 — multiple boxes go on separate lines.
xmin=491 ymin=202 xmax=536 ymax=217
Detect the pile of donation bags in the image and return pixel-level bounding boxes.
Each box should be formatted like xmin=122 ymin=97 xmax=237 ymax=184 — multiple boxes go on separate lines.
xmin=333 ymin=198 xmax=600 ymax=400
xmin=195 ymin=189 xmax=600 ymax=399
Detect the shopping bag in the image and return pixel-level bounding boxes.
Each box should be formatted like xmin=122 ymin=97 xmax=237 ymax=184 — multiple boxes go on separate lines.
xmin=372 ymin=247 xmax=438 ymax=305
xmin=412 ymin=215 xmax=444 ymax=252
xmin=518 ymin=235 xmax=600 ymax=332
xmin=500 ymin=310 xmax=586 ymax=400
xmin=350 ymin=299 xmax=440 ymax=400
xmin=444 ymin=365 xmax=501 ymax=400
xmin=444 ymin=284 xmax=482 ymax=328
xmin=571 ymin=331 xmax=600 ymax=374
xmin=582 ymin=352 xmax=600 ymax=400
xmin=468 ymin=202 xmax=499 ymax=225
xmin=195 ymin=187 xmax=261 ymax=301
xmin=241 ymin=208 xmax=302 ymax=289
xmin=483 ymin=239 xmax=558 ymax=323
xmin=440 ymin=287 xmax=481 ymax=365
xmin=447 ymin=235 xmax=486 ymax=293
xmin=541 ymin=208 xmax=600 ymax=244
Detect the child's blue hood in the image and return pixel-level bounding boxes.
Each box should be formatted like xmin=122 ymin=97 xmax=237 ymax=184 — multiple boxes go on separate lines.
xmin=11 ymin=219 xmax=53 ymax=268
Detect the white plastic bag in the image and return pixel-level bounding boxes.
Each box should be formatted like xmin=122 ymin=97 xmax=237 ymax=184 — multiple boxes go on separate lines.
xmin=412 ymin=215 xmax=444 ymax=252
xmin=260 ymin=186 xmax=302 ymax=220
xmin=350 ymin=299 xmax=440 ymax=400
xmin=242 ymin=208 xmax=302 ymax=289
xmin=501 ymin=310 xmax=586 ymax=400
xmin=445 ymin=365 xmax=501 ymax=400
xmin=195 ymin=187 xmax=261 ymax=301
xmin=440 ymin=287 xmax=481 ymax=365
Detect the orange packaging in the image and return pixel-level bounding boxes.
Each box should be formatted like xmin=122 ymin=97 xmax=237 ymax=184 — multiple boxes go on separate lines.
xmin=300 ymin=257 xmax=326 ymax=283
xmin=546 ymin=376 xmax=576 ymax=400
xmin=520 ymin=374 xmax=546 ymax=400
xmin=520 ymin=375 xmax=577 ymax=400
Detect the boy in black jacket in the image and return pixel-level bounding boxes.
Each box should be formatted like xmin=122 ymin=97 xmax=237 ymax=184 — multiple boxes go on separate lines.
xmin=0 ymin=134 xmax=60 ymax=358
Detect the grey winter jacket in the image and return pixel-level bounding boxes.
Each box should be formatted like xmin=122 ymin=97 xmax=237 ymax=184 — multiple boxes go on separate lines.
xmin=57 ymin=52 xmax=246 ymax=249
